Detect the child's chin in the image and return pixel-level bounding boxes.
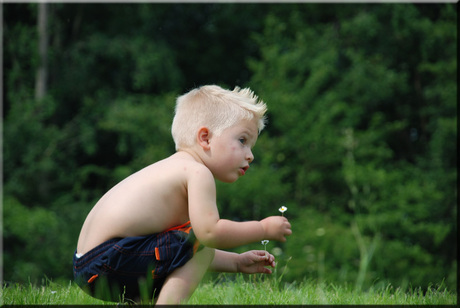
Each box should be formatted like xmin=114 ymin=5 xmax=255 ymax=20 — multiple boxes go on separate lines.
xmin=219 ymin=175 xmax=239 ymax=183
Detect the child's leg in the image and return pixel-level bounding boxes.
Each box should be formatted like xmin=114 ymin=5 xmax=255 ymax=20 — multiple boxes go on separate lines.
xmin=155 ymin=247 xmax=215 ymax=304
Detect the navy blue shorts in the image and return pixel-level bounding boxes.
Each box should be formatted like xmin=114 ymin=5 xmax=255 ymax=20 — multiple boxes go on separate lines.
xmin=73 ymin=221 xmax=202 ymax=302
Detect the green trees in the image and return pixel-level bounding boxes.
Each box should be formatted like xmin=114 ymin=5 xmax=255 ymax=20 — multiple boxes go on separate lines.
xmin=248 ymin=4 xmax=457 ymax=289
xmin=3 ymin=3 xmax=456 ymax=291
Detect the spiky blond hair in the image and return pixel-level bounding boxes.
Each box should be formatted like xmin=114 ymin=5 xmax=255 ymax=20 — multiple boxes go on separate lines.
xmin=171 ymin=85 xmax=267 ymax=150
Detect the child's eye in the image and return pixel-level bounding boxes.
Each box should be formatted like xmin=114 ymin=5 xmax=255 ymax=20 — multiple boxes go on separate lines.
xmin=239 ymin=138 xmax=246 ymax=144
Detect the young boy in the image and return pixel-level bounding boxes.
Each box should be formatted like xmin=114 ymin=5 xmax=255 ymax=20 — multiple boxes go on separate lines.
xmin=73 ymin=85 xmax=292 ymax=304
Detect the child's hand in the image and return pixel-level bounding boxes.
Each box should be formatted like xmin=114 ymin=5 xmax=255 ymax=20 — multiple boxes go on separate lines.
xmin=260 ymin=216 xmax=292 ymax=242
xmin=237 ymin=250 xmax=276 ymax=274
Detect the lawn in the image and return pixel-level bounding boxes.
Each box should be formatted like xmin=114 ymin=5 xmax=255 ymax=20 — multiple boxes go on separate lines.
xmin=1 ymin=275 xmax=457 ymax=305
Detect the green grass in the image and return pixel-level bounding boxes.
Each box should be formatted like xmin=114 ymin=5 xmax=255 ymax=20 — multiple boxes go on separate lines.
xmin=189 ymin=275 xmax=457 ymax=305
xmin=1 ymin=279 xmax=107 ymax=305
xmin=2 ymin=275 xmax=457 ymax=305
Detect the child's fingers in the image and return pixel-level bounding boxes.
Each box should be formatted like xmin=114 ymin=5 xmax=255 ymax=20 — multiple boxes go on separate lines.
xmin=259 ymin=251 xmax=269 ymax=261
xmin=254 ymin=250 xmax=269 ymax=258
xmin=260 ymin=251 xmax=276 ymax=267
xmin=252 ymin=250 xmax=276 ymax=267
xmin=263 ymin=267 xmax=273 ymax=274
xmin=267 ymin=255 xmax=276 ymax=267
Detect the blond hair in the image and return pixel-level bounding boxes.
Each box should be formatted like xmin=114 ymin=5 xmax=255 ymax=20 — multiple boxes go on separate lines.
xmin=171 ymin=85 xmax=267 ymax=150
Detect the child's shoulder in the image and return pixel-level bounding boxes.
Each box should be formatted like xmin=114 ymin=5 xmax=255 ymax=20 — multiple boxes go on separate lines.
xmin=164 ymin=152 xmax=214 ymax=181
xmin=159 ymin=152 xmax=210 ymax=172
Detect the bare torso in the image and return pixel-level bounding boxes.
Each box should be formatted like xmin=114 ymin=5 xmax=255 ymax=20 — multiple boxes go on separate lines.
xmin=76 ymin=152 xmax=199 ymax=255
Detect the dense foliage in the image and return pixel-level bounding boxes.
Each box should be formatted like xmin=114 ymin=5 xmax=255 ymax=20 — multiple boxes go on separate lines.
xmin=3 ymin=3 xmax=457 ymax=291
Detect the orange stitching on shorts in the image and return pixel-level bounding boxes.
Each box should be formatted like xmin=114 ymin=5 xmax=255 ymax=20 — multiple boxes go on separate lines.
xmin=155 ymin=247 xmax=160 ymax=260
xmin=165 ymin=221 xmax=191 ymax=233
xmin=87 ymin=274 xmax=99 ymax=283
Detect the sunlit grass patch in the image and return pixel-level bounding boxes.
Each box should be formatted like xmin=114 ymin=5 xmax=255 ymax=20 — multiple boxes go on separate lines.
xmin=187 ymin=274 xmax=457 ymax=305
xmin=2 ymin=279 xmax=106 ymax=305
xmin=1 ymin=276 xmax=457 ymax=305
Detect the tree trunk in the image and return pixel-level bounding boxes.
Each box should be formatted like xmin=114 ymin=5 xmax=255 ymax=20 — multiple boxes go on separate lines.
xmin=35 ymin=3 xmax=48 ymax=100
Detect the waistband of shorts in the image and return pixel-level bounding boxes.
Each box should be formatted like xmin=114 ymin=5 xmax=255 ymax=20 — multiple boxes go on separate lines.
xmin=74 ymin=238 xmax=121 ymax=267
xmin=74 ymin=221 xmax=193 ymax=264
xmin=163 ymin=220 xmax=191 ymax=233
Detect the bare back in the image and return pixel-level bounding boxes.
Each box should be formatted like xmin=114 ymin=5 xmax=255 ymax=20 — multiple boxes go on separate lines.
xmin=76 ymin=152 xmax=201 ymax=255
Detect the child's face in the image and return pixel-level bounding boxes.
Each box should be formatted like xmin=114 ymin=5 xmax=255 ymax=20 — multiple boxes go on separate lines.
xmin=207 ymin=118 xmax=259 ymax=183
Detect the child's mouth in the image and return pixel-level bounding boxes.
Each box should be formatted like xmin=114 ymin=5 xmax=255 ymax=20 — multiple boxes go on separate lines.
xmin=240 ymin=166 xmax=249 ymax=176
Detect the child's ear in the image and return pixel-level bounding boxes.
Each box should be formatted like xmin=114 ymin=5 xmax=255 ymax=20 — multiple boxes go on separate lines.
xmin=197 ymin=127 xmax=211 ymax=150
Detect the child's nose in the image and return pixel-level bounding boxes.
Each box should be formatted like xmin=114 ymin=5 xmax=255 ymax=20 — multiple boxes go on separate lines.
xmin=246 ymin=149 xmax=254 ymax=163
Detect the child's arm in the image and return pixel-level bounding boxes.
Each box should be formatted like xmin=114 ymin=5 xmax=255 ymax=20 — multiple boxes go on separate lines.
xmin=209 ymin=249 xmax=276 ymax=274
xmin=188 ymin=165 xmax=292 ymax=249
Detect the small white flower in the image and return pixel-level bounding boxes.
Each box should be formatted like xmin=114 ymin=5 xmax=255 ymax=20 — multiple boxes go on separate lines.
xmin=261 ymin=240 xmax=269 ymax=251
xmin=279 ymin=206 xmax=288 ymax=215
